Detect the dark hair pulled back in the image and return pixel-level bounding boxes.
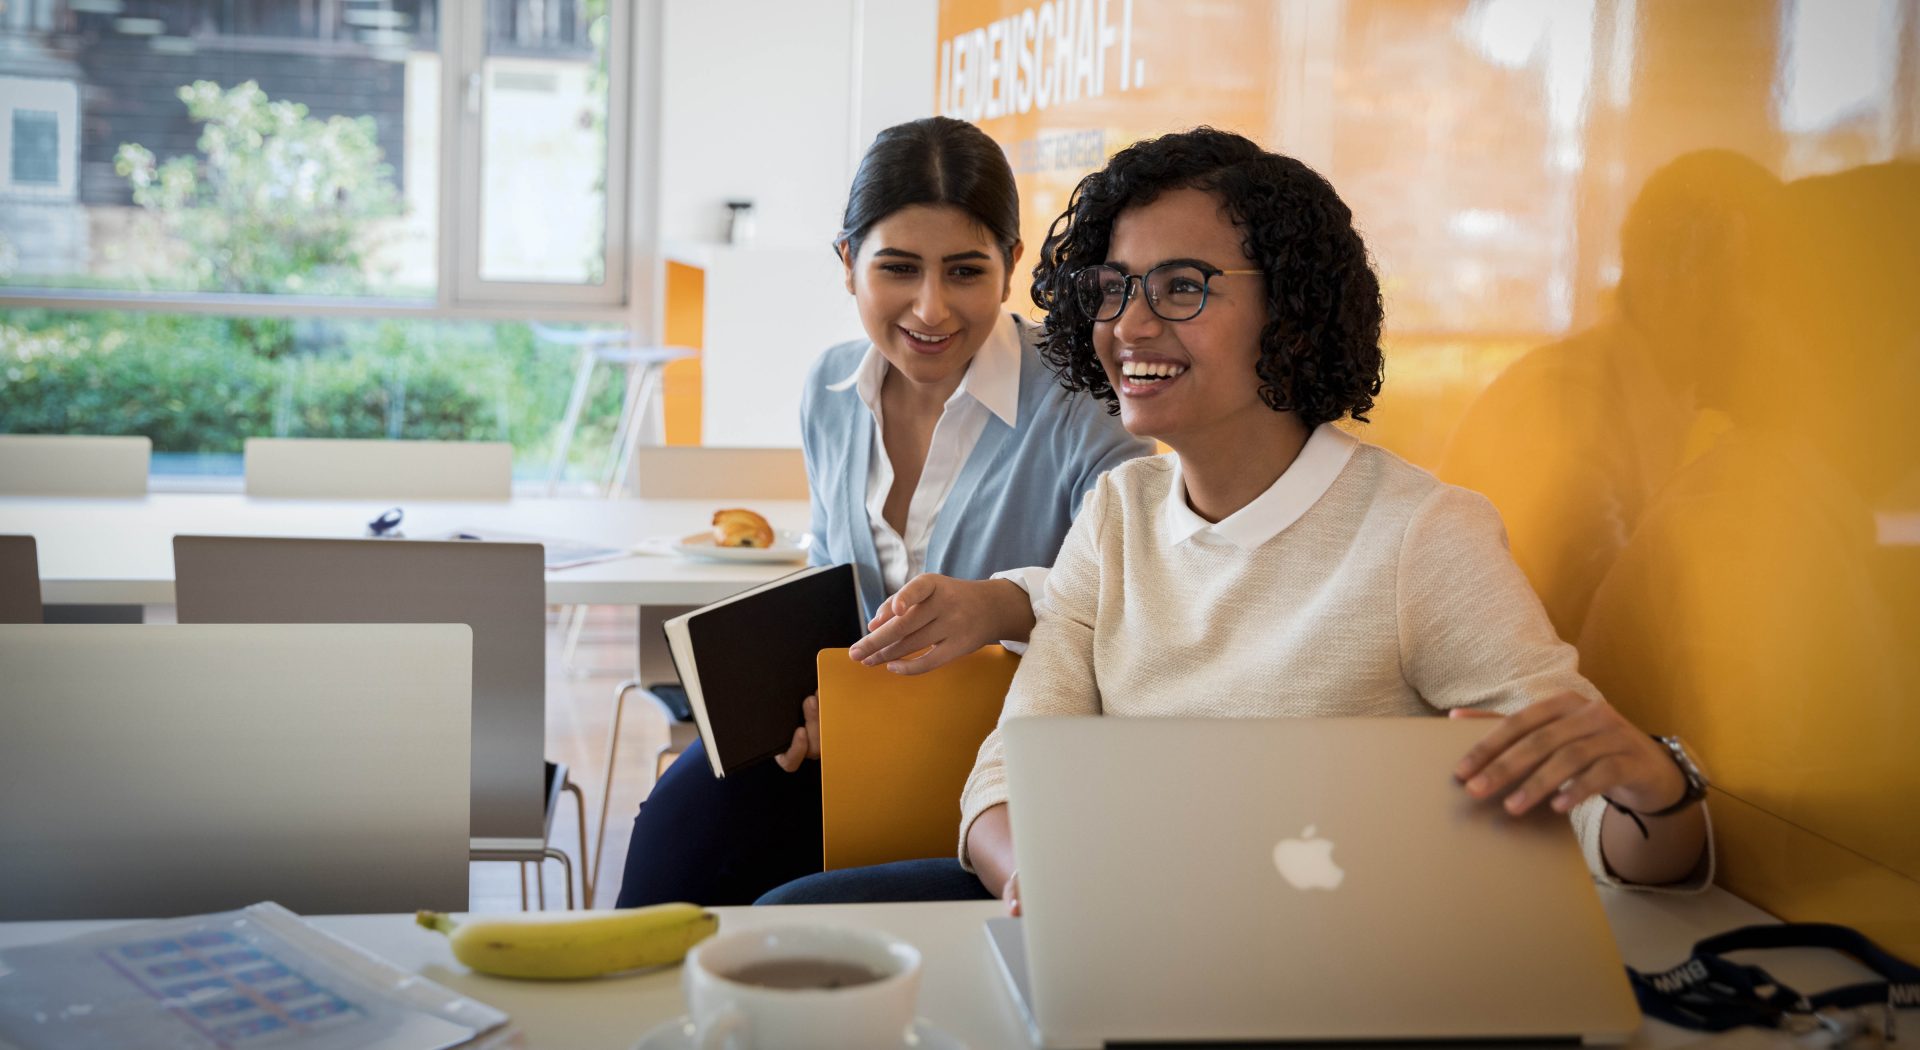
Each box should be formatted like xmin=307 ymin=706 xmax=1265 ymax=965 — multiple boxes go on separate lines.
xmin=836 ymin=116 xmax=1021 ymax=266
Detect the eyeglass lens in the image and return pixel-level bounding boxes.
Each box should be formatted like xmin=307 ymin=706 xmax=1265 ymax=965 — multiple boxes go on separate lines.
xmin=1074 ymin=263 xmax=1214 ymax=322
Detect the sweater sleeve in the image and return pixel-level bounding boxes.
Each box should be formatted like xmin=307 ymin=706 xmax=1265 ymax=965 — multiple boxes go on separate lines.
xmin=957 ymin=470 xmax=1113 ymax=869
xmin=1396 ymin=484 xmax=1597 ymax=713
xmin=1398 ymin=483 xmax=1713 ymax=891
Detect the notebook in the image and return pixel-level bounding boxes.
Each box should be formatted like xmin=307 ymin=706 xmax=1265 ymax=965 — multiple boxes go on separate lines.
xmin=816 ymin=645 xmax=1019 ymax=870
xmin=664 ymin=563 xmax=863 ymax=777
xmin=991 ymin=716 xmax=1641 ymax=1048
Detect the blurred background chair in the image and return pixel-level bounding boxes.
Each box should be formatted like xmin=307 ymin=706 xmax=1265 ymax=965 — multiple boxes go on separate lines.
xmin=173 ymin=535 xmax=588 ymax=909
xmin=591 ymin=445 xmax=811 ymax=864
xmin=0 ymin=623 xmax=472 ymax=920
xmin=0 ymin=436 xmax=149 ymax=624
xmin=815 ymin=646 xmax=1018 ymax=871
xmin=0 ymin=434 xmax=150 ymax=497
xmin=243 ymin=437 xmax=513 ymax=500
xmin=0 ymin=535 xmax=42 ymax=624
xmin=534 ymin=323 xmax=696 ymax=497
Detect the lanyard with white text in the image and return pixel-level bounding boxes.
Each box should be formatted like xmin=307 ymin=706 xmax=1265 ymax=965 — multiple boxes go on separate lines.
xmin=1628 ymin=923 xmax=1920 ymax=1037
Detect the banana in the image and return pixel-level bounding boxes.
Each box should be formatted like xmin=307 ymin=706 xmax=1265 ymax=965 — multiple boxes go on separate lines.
xmin=415 ymin=902 xmax=719 ymax=980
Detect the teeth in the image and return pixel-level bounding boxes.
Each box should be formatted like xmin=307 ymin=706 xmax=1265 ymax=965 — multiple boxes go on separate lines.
xmin=904 ymin=330 xmax=951 ymax=344
xmin=1120 ymin=360 xmax=1187 ymax=379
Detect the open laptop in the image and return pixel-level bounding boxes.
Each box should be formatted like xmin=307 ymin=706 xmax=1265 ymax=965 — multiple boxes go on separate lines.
xmin=0 ymin=623 xmax=471 ymax=920
xmin=987 ymin=717 xmax=1640 ymax=1047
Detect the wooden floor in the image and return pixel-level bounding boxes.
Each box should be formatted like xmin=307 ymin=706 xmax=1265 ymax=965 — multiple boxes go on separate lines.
xmin=471 ymin=605 xmax=667 ymax=913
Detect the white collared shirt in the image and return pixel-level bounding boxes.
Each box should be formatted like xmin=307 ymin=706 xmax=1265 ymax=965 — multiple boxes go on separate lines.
xmin=828 ymin=314 xmax=1025 ymax=595
xmin=1161 ymin=422 xmax=1360 ymax=550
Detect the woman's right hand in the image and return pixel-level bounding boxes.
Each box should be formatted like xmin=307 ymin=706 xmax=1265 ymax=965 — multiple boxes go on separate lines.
xmin=848 ymin=574 xmax=1035 ymax=675
xmin=772 ymin=694 xmax=820 ymax=773
xmin=1001 ymin=870 xmax=1022 ymax=917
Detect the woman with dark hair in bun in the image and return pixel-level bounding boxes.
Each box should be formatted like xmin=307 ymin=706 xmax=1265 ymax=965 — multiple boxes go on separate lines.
xmin=614 ymin=117 xmax=1151 ymax=908
xmin=764 ymin=127 xmax=1710 ymax=908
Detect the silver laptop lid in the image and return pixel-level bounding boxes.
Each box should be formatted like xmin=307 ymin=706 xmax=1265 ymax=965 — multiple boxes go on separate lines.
xmin=1003 ymin=717 xmax=1639 ymax=1046
xmin=0 ymin=624 xmax=472 ymax=919
xmin=174 ymin=535 xmax=545 ymax=842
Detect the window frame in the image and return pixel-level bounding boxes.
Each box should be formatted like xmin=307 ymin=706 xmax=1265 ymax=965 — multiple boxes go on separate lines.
xmin=0 ymin=0 xmax=648 ymax=327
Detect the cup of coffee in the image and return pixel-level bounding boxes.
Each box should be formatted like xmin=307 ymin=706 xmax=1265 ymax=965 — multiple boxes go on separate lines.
xmin=682 ymin=924 xmax=922 ymax=1050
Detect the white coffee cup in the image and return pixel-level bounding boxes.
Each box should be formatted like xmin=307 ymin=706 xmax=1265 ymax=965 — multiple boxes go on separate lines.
xmin=682 ymin=923 xmax=922 ymax=1050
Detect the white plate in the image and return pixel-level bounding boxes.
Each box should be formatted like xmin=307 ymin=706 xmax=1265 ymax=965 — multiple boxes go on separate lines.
xmin=631 ymin=1015 xmax=964 ymax=1049
xmin=672 ymin=529 xmax=811 ymax=564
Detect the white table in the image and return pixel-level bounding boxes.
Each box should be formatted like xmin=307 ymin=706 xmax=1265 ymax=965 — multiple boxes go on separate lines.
xmin=0 ymin=892 xmax=1881 ymax=1049
xmin=0 ymin=494 xmax=812 ymax=606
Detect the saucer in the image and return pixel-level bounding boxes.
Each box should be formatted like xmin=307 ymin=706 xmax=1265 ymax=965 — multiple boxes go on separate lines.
xmin=631 ymin=1015 xmax=965 ymax=1049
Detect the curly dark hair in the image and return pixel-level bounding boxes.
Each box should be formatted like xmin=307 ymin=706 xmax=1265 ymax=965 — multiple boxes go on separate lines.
xmin=1031 ymin=128 xmax=1384 ymax=427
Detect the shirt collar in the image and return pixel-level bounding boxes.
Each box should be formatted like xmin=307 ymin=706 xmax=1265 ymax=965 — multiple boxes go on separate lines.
xmin=1162 ymin=423 xmax=1360 ymax=550
xmin=824 ymin=313 xmax=1023 ymax=428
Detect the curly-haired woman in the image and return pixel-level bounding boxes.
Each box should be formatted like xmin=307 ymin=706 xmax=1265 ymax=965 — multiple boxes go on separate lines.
xmin=760 ymin=127 xmax=1711 ymax=908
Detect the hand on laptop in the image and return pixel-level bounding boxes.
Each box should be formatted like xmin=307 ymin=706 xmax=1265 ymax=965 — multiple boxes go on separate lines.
xmin=1448 ymin=694 xmax=1687 ymax=818
xmin=849 ymin=574 xmax=1037 ymax=675
xmin=1002 ymin=871 xmax=1022 ymax=917
xmin=773 ymin=694 xmax=822 ymax=773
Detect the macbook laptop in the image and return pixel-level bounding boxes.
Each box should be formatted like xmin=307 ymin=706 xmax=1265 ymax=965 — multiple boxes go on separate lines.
xmin=988 ymin=716 xmax=1640 ymax=1047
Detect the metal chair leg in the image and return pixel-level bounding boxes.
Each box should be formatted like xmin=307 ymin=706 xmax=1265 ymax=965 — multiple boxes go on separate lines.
xmin=542 ymin=847 xmax=576 ymax=910
xmin=546 ymin=344 xmax=599 ymax=496
xmin=519 ymin=862 xmax=530 ymax=911
xmin=563 ymin=776 xmax=591 ymax=908
xmin=596 ymin=680 xmax=638 ymax=903
xmin=561 ymin=602 xmax=591 ymax=675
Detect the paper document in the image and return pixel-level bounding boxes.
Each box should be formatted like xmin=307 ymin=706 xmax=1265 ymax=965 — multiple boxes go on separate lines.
xmin=0 ymin=902 xmax=507 ymax=1050
xmin=442 ymin=529 xmax=630 ymax=570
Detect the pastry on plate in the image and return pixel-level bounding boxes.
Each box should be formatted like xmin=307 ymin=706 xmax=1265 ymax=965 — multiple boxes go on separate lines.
xmin=711 ymin=508 xmax=774 ymax=549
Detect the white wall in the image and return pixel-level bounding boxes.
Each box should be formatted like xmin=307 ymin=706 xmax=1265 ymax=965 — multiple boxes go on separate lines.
xmin=653 ymin=0 xmax=940 ymax=446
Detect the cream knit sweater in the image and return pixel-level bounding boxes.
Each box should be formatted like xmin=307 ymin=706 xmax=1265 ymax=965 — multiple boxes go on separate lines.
xmin=959 ymin=440 xmax=1710 ymax=888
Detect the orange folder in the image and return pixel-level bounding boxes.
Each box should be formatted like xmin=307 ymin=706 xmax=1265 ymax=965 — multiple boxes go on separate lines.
xmin=816 ymin=645 xmax=1020 ymax=871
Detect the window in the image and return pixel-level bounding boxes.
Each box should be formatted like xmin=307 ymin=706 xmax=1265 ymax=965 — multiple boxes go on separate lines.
xmin=0 ymin=0 xmax=629 ymax=308
xmin=0 ymin=1 xmax=642 ymax=482
xmin=10 ymin=111 xmax=59 ymax=185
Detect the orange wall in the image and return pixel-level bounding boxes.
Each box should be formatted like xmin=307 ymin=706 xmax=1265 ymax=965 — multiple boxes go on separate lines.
xmin=662 ymin=260 xmax=705 ymax=446
xmin=939 ymin=0 xmax=1920 ymax=951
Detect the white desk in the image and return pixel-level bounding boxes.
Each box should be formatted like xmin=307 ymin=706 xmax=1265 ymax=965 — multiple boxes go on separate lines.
xmin=0 ymin=494 xmax=812 ymax=607
xmin=0 ymin=891 xmax=1879 ymax=1049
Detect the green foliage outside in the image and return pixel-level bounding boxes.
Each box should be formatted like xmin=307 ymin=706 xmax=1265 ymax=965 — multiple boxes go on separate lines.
xmin=1 ymin=72 xmax=627 ymax=478
xmin=115 ymin=80 xmax=404 ymax=304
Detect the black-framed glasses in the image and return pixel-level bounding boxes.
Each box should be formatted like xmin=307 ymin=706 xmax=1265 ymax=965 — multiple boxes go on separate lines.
xmin=1070 ymin=261 xmax=1264 ymax=322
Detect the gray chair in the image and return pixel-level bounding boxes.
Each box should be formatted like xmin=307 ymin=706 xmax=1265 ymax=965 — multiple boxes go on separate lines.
xmin=0 ymin=623 xmax=472 ymax=919
xmin=173 ymin=535 xmax=589 ymax=909
xmin=0 ymin=437 xmax=149 ymax=623
xmin=0 ymin=434 xmax=150 ymax=496
xmin=243 ymin=437 xmax=513 ymax=500
xmin=0 ymin=536 xmax=41 ymax=624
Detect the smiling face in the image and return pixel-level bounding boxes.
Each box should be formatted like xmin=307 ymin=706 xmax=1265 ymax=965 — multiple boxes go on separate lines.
xmin=842 ymin=204 xmax=1022 ymax=394
xmin=1095 ymin=187 xmax=1271 ymax=448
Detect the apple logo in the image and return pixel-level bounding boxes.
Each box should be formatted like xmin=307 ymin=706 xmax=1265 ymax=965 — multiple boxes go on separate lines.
xmin=1273 ymin=825 xmax=1344 ymax=890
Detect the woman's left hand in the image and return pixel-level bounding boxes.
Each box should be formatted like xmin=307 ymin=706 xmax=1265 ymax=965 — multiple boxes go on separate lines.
xmin=1449 ymin=693 xmax=1686 ymax=817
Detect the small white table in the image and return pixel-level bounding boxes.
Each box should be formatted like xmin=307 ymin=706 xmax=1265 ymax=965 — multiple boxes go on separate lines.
xmin=0 ymin=493 xmax=813 ymax=607
xmin=0 ymin=891 xmax=1881 ymax=1049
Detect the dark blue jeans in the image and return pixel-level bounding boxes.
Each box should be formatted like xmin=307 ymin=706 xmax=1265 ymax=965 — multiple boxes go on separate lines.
xmin=614 ymin=739 xmax=824 ymax=908
xmin=756 ymin=859 xmax=994 ymax=905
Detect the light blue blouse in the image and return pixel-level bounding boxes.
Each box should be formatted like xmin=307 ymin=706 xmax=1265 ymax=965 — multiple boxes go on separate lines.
xmin=800 ymin=315 xmax=1154 ymax=620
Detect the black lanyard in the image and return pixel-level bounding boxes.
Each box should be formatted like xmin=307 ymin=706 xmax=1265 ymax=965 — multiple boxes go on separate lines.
xmin=1629 ymin=922 xmax=1920 ymax=1037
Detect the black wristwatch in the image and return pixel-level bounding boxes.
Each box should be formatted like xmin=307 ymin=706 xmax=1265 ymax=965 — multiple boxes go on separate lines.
xmin=1637 ymin=735 xmax=1711 ymax=817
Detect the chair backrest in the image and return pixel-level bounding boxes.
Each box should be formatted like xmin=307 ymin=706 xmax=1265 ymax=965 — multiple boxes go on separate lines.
xmin=633 ymin=445 xmax=808 ymax=500
xmin=0 ymin=536 xmax=41 ymax=624
xmin=243 ymin=437 xmax=513 ymax=500
xmin=0 ymin=623 xmax=471 ymax=920
xmin=816 ymin=645 xmax=1019 ymax=871
xmin=173 ymin=535 xmax=546 ymax=842
xmin=0 ymin=434 xmax=150 ymax=496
